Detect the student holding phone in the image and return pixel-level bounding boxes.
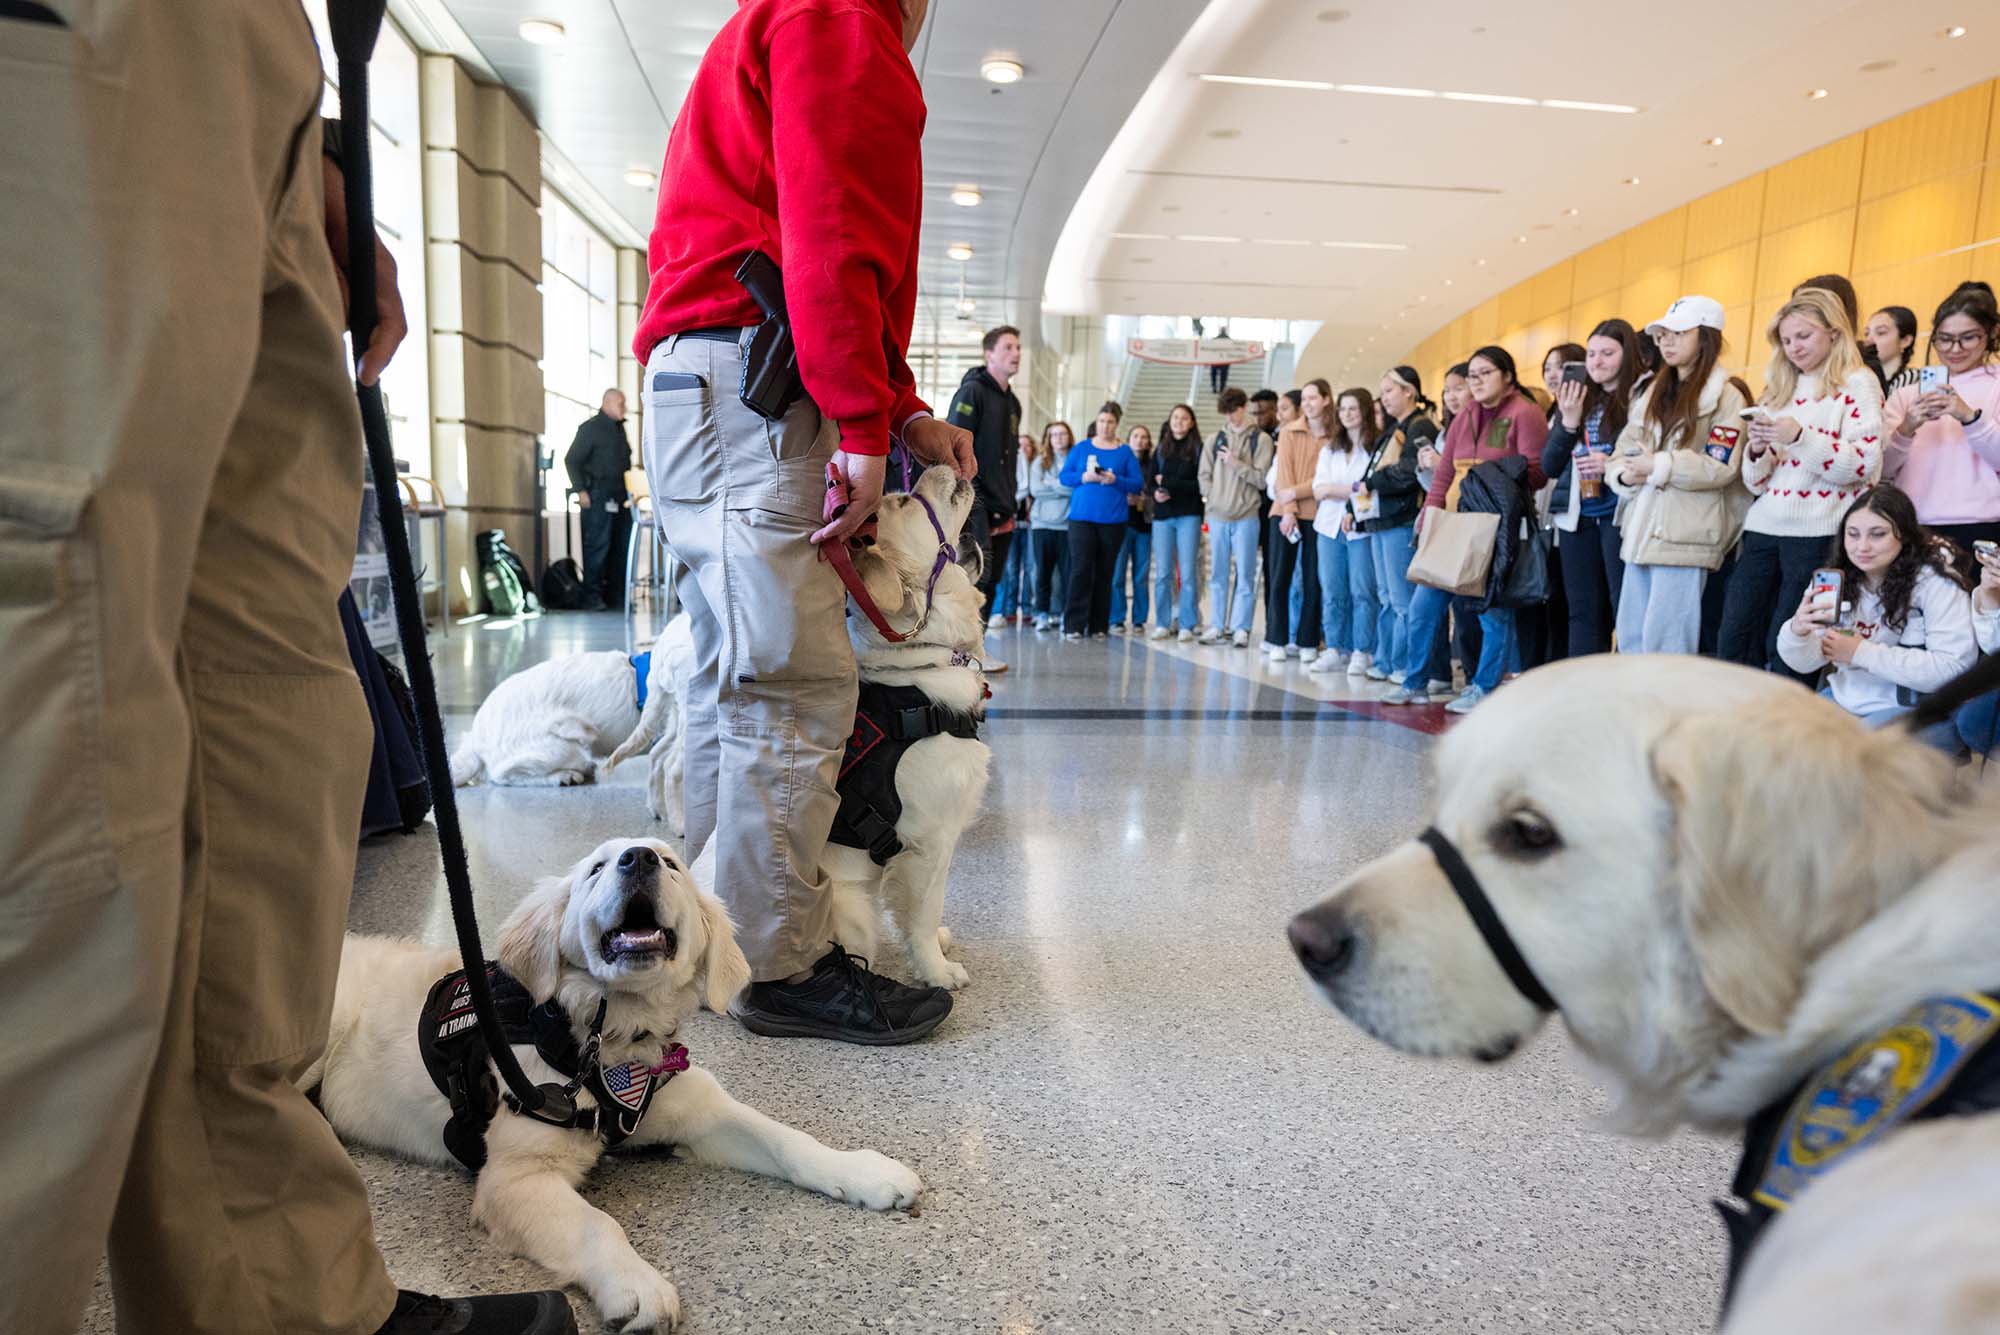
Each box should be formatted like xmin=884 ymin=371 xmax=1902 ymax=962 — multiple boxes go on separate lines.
xmin=1777 ymin=486 xmax=1975 ymax=750
xmin=1545 ymin=320 xmax=1644 ymax=655
xmin=1882 ymin=281 xmax=2000 ymax=552
xmin=1059 ymin=402 xmax=1144 ymax=638
xmin=1148 ymin=404 xmax=1207 ymax=641
xmin=1717 ymin=288 xmax=1884 ymax=678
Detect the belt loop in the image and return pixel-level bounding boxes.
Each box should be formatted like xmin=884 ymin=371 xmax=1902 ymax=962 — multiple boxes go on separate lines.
xmin=663 ymin=332 xmax=681 ymax=356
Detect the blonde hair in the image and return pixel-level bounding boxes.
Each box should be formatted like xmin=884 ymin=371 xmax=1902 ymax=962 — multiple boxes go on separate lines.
xmin=1762 ymin=289 xmax=1867 ymax=408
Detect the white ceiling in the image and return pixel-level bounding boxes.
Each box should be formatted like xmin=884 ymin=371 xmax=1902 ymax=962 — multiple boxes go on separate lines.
xmin=1049 ymin=0 xmax=2000 ymax=371
xmin=413 ymin=0 xmax=1207 ymax=350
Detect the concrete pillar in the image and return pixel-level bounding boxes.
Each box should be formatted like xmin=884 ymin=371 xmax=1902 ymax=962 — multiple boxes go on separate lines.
xmin=420 ymin=56 xmax=543 ymax=612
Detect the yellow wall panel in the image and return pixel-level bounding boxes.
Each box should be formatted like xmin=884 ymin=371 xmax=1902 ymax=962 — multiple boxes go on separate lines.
xmin=1762 ymin=133 xmax=1865 ymax=232
xmin=1622 ymin=208 xmax=1689 ymax=281
xmin=1975 ymin=158 xmax=2000 ymax=243
xmin=1685 ymin=176 xmax=1768 ymax=260
xmin=1568 ymin=290 xmax=1623 ymax=341
xmin=1571 ymin=236 xmax=1624 ymax=301
xmin=1466 ymin=298 xmax=1501 ymax=344
xmin=1861 ymin=81 xmax=1993 ymax=201
xmin=1852 ymin=170 xmax=1983 ymax=273
xmin=1853 ymin=253 xmax=1975 ymax=337
xmin=1754 ymin=210 xmax=1856 ymax=302
xmin=1521 ymin=316 xmax=1572 ymax=375
xmin=1530 ymin=261 xmax=1574 ymax=320
xmin=1720 ymin=304 xmax=1757 ymax=385
xmin=1498 ymin=280 xmax=1538 ymax=330
xmin=1682 ymin=239 xmax=1759 ymax=309
xmin=1620 ymin=271 xmax=1685 ymax=330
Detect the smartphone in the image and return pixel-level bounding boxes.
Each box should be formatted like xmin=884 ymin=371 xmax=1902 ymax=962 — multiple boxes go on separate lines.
xmin=1739 ymin=405 xmax=1770 ymax=421
xmin=1808 ymin=567 xmax=1843 ymax=613
xmin=1976 ymin=539 xmax=1999 ymax=562
xmin=1561 ymin=361 xmax=1588 ymax=385
xmin=650 ymin=371 xmax=706 ymax=392
xmin=1917 ymin=364 xmax=1949 ymax=395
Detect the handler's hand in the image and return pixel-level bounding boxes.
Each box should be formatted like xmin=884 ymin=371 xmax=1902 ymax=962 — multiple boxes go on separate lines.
xmin=905 ymin=415 xmax=976 ymax=479
xmin=812 ymin=451 xmax=887 ymax=546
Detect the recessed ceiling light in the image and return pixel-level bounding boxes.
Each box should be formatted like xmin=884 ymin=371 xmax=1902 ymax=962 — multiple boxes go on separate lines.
xmin=1418 ymin=294 xmax=1429 ymax=302
xmin=947 ymin=242 xmax=974 ymax=261
xmin=1109 ymin=231 xmax=1169 ymax=241
xmin=1200 ymin=74 xmax=1336 ymax=91
xmin=957 ymin=298 xmax=977 ymax=316
xmin=1562 ymin=206 xmax=1581 ymax=216
xmin=1540 ymin=98 xmax=1639 ymax=114
xmin=1473 ymin=258 xmax=1487 ymax=267
xmin=981 ymin=57 xmax=1024 ymax=84
xmin=1945 ymin=25 xmax=1967 ymax=38
xmin=1177 ymin=234 xmax=1243 ymax=244
xmin=518 ymin=18 xmax=566 ymax=45
xmin=1514 ymin=234 xmax=1529 ymax=243
xmin=1703 ymin=136 xmax=1725 ymax=147
xmin=623 ymin=168 xmax=657 ymax=189
xmin=1443 ymin=279 xmax=1454 ymax=286
xmin=1320 ymin=240 xmax=1408 ymax=251
xmin=1442 ymin=91 xmax=1537 ymax=106
xmin=1622 ymin=176 xmax=1642 ymax=185
xmin=949 ymin=185 xmax=983 ymax=207
xmin=1807 ymin=87 xmax=1829 ymax=100
xmin=1337 ymin=83 xmax=1438 ymax=98
xmin=1859 ymin=59 xmax=1897 ymax=73
xmin=1251 ymin=237 xmax=1314 ymax=246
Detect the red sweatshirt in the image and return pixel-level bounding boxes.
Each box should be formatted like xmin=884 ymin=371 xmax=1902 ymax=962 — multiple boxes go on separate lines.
xmin=632 ymin=0 xmax=928 ymax=456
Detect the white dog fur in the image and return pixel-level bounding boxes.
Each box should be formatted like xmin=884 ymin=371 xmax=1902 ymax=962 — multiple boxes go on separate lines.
xmin=450 ymin=650 xmax=643 ymax=788
xmin=1290 ymin=655 xmax=2000 ymax=1332
xmin=622 ymin=465 xmax=992 ymax=991
xmin=305 ymin=837 xmax=922 ymax=1332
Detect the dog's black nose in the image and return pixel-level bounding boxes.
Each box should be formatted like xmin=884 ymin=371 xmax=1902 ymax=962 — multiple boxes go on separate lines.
xmin=1288 ymin=905 xmax=1357 ymax=982
xmin=617 ymin=846 xmax=661 ymax=873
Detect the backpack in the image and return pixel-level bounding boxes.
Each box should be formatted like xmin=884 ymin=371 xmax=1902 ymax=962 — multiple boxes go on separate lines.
xmin=539 ymin=558 xmax=587 ymax=610
xmin=476 ymin=530 xmax=540 ymax=616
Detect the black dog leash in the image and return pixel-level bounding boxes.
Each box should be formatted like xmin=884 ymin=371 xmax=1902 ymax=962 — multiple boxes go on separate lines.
xmin=1417 ymin=826 xmax=1559 ymax=1013
xmin=327 ymin=0 xmax=584 ymax=1131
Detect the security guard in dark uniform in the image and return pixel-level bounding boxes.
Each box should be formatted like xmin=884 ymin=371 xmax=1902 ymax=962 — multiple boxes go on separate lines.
xmin=564 ymin=388 xmax=632 ymax=610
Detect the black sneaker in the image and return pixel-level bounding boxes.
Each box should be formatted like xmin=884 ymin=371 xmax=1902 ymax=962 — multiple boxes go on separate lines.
xmin=735 ymin=945 xmax=952 ymax=1044
xmin=372 ymin=1289 xmax=576 ymax=1335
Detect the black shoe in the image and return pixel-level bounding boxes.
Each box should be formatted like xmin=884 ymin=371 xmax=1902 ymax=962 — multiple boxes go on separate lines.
xmin=578 ymin=592 xmax=608 ymax=612
xmin=372 ymin=1290 xmax=576 ymax=1335
xmin=735 ymin=945 xmax=952 ymax=1045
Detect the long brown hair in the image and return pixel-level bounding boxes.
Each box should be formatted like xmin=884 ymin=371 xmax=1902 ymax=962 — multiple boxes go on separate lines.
xmin=1334 ymin=388 xmax=1379 ymax=453
xmin=1305 ymin=378 xmax=1336 ymax=436
xmin=1584 ymin=319 xmax=1645 ymax=441
xmin=1645 ymin=326 xmax=1725 ymax=449
xmin=1160 ymin=403 xmax=1202 ymax=464
xmin=1036 ymin=421 xmax=1075 ymax=471
xmin=1826 ymin=485 xmax=1973 ymax=634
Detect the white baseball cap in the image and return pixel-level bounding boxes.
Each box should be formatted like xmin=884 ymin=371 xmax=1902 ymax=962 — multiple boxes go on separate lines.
xmin=1647 ymin=295 xmax=1726 ymax=336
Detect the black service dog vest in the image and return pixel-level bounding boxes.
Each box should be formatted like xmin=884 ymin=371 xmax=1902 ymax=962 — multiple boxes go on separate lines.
xmin=827 ymin=682 xmax=981 ymax=865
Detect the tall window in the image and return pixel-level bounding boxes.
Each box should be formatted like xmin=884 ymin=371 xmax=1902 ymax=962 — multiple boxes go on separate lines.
xmin=541 ymin=186 xmax=620 ymax=497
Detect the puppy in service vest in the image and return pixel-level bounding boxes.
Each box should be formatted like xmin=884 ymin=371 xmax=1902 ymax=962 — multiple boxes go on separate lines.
xmin=617 ymin=464 xmax=992 ymax=991
xmin=1287 ymin=655 xmax=2000 ymax=1333
xmin=306 ymin=837 xmax=921 ymax=1333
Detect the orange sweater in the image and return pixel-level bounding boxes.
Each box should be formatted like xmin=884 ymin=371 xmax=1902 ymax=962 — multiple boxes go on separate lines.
xmin=1274 ymin=422 xmax=1321 ymax=521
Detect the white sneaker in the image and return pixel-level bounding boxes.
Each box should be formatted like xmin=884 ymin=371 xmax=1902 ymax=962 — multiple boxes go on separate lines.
xmin=1232 ymin=630 xmax=1251 ymax=648
xmin=1427 ymin=678 xmax=1455 ymax=695
xmin=1347 ymin=652 xmax=1372 ymax=676
xmin=1148 ymin=625 xmax=1171 ymax=640
xmin=1307 ymin=650 xmax=1341 ymax=673
xmin=1445 ymin=685 xmax=1487 ymax=714
xmin=983 ymin=658 xmax=1008 ymax=674
xmin=1365 ymin=665 xmax=1391 ymax=681
xmin=987 ymin=613 xmax=1006 ymax=629
xmin=1284 ymin=644 xmax=1301 ymax=659
xmin=1063 ymin=631 xmax=1084 ymax=642
xmin=1199 ymin=627 xmax=1226 ymax=645
xmin=1177 ymin=628 xmax=1196 ymax=643
xmin=1034 ymin=615 xmax=1052 ymax=631
xmin=1265 ymin=644 xmax=1287 ymax=662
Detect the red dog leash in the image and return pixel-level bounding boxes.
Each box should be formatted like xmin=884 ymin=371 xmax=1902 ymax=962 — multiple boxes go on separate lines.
xmin=816 ymin=460 xmax=958 ymax=644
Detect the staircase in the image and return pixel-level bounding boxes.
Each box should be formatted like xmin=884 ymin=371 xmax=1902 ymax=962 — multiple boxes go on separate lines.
xmin=1119 ymin=359 xmax=1205 ymax=436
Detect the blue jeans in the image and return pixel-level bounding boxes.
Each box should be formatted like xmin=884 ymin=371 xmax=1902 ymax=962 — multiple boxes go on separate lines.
xmin=1822 ymin=689 xmax=1963 ymax=754
xmin=1316 ymin=533 xmax=1379 ymax=655
xmin=992 ymin=526 xmax=1027 ymax=616
xmin=1956 ymin=687 xmax=2000 ymax=758
xmin=1151 ymin=514 xmax=1202 ymax=630
xmin=1369 ymin=523 xmax=1416 ymax=674
xmin=1209 ymin=516 xmax=1261 ymax=633
xmin=1402 ymin=584 xmax=1515 ymax=693
xmin=1110 ymin=527 xmax=1152 ymax=626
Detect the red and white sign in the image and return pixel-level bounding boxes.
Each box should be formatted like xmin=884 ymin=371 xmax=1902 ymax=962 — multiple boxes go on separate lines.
xmin=1128 ymin=338 xmax=1267 ymax=367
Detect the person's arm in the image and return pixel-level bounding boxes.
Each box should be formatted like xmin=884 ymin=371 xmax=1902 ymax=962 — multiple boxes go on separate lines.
xmin=1114 ymin=449 xmax=1144 ymax=495
xmin=1960 ymin=388 xmax=2000 ymax=473
xmin=769 ymin=8 xmax=928 ymax=457
xmin=1240 ymin=430 xmax=1276 ymax=485
xmin=1512 ymin=404 xmax=1549 ymax=491
xmin=564 ymin=425 xmax=593 ymax=502
xmin=1851 ymin=576 xmax=1979 ymax=693
xmin=1166 ymin=449 xmax=1202 ymax=503
xmin=1058 ymin=447 xmax=1086 ymax=487
xmin=1542 ymin=418 xmax=1581 ymax=482
xmin=1779 ymin=375 xmax=1884 ymax=488
xmin=1882 ymin=384 xmax=1917 ymax=481
xmin=1370 ymin=428 xmax=1426 ymax=499
xmin=1198 ymin=439 xmax=1218 ymax=499
xmin=1741 ymin=416 xmax=1782 ymax=495
xmin=1653 ymin=388 xmax=1752 ymax=493
xmin=1776 ymin=614 xmax=1831 ymax=674
xmin=1424 ymin=426 xmax=1459 ymax=509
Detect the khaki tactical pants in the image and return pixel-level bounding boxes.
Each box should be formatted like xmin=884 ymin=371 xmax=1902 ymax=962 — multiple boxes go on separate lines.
xmin=642 ymin=333 xmax=854 ymax=980
xmin=0 ymin=4 xmax=397 ymax=1332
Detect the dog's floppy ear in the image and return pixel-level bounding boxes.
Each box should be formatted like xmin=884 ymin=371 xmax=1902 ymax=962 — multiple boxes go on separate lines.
xmin=693 ymin=889 xmax=753 ymax=1014
xmin=495 ymin=874 xmax=571 ymax=999
xmin=850 ymin=544 xmax=907 ymax=616
xmin=1649 ymin=695 xmax=1957 ymax=1036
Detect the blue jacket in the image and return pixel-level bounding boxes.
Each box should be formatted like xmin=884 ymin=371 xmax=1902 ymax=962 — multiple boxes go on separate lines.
xmin=1058 ymin=441 xmax=1144 ymax=524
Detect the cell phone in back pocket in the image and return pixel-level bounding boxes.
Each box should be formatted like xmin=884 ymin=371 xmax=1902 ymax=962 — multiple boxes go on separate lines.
xmin=651 ymin=371 xmax=707 ymax=392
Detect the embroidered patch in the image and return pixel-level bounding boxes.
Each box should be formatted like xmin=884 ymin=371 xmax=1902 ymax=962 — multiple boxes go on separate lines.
xmin=955 ymin=401 xmax=975 ymax=417
xmin=840 ymin=711 xmax=887 ymax=782
xmin=601 ymin=1060 xmax=653 ymax=1113
xmin=1706 ymin=425 xmax=1741 ymax=464
xmin=1750 ymin=991 xmax=2000 ymax=1211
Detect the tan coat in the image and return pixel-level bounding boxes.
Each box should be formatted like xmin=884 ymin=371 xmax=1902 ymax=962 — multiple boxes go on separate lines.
xmin=1273 ymin=421 xmax=1322 ymax=522
xmin=1607 ymin=366 xmax=1753 ymax=569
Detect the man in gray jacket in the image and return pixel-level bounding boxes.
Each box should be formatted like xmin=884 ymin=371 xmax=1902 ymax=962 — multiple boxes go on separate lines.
xmin=1199 ymin=387 xmax=1275 ymax=646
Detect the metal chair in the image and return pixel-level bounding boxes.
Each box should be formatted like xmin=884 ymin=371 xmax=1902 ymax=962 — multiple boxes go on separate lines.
xmin=397 ymin=474 xmax=449 ymax=636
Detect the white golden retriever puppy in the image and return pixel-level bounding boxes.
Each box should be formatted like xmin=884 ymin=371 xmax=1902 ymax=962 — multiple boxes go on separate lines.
xmin=307 ymin=837 xmax=922 ymax=1332
xmin=449 ymin=650 xmax=644 ymax=788
xmin=1288 ymin=655 xmax=2000 ymax=1332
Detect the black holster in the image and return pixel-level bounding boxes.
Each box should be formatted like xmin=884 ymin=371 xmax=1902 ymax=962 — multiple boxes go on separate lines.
xmin=734 ymin=250 xmax=805 ymax=420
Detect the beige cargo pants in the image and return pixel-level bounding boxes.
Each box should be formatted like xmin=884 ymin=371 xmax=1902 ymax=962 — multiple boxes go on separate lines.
xmin=0 ymin=4 xmax=397 ymax=1333
xmin=642 ymin=332 xmax=853 ymax=980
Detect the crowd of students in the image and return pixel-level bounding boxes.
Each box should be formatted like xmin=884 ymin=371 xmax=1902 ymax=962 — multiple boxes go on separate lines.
xmin=987 ymin=272 xmax=2000 ymax=753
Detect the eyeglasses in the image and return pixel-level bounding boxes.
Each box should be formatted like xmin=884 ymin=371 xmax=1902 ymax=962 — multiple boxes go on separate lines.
xmin=1464 ymin=367 xmax=1499 ymax=382
xmin=1934 ymin=331 xmax=1989 ymax=351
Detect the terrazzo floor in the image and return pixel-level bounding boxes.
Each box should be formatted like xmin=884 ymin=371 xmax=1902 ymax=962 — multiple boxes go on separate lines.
xmin=79 ymin=604 xmax=1736 ymax=1335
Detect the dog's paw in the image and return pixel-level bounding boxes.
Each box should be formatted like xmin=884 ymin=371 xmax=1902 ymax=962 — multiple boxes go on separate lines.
xmin=820 ymin=1148 xmax=923 ymax=1211
xmin=593 ymin=1264 xmax=680 ymax=1333
xmin=557 ymin=768 xmax=592 ymax=787
xmin=936 ymin=924 xmax=954 ymax=954
xmin=912 ymin=954 xmax=970 ymax=991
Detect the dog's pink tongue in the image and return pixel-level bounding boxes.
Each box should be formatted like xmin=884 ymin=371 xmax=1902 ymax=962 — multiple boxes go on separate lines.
xmin=611 ymin=928 xmax=668 ymax=954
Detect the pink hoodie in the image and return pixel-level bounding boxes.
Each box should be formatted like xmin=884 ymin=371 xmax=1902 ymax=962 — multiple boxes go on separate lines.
xmin=1882 ymin=364 xmax=2000 ymax=526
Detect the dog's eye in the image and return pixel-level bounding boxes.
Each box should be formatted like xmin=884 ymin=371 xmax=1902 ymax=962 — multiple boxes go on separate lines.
xmin=1494 ymin=810 xmax=1561 ymax=858
xmin=590 ymin=861 xmax=606 ymax=877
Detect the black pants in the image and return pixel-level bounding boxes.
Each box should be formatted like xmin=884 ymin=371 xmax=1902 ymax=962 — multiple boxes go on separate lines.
xmin=1559 ymin=514 xmax=1625 ymax=656
xmin=963 ymin=505 xmax=1011 ymax=612
xmin=1210 ymin=363 xmax=1230 ymax=394
xmin=1426 ymin=603 xmax=1483 ymax=684
xmin=579 ymin=503 xmax=619 ymax=606
xmin=1700 ymin=549 xmax=1736 ymax=655
xmin=1933 ymin=521 xmax=2000 ymax=556
xmin=1264 ymin=517 xmax=1322 ymax=648
xmin=1717 ymin=530 xmax=1829 ymax=680
xmin=1064 ymin=520 xmax=1125 ymax=634
xmin=1031 ymin=528 xmax=1069 ymax=617
xmin=1516 ymin=537 xmax=1566 ymax=669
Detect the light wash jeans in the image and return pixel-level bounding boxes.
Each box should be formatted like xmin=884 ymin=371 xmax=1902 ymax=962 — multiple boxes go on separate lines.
xmin=1822 ymin=689 xmax=1962 ymax=754
xmin=1615 ymin=563 xmax=1706 ymax=655
xmin=1316 ymin=532 xmax=1378 ymax=655
xmin=1209 ymin=516 xmax=1261 ymax=634
xmin=1110 ymin=527 xmax=1152 ymax=626
xmin=1151 ymin=514 xmax=1202 ymax=631
xmin=1402 ymin=584 xmax=1515 ymax=693
xmin=1369 ymin=523 xmax=1417 ymax=676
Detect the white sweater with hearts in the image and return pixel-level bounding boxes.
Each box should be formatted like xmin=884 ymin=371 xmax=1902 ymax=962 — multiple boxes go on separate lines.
xmin=1741 ymin=370 xmax=1884 ymax=537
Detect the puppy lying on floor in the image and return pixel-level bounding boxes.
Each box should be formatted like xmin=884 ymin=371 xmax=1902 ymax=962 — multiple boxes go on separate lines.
xmin=1288 ymin=655 xmax=2000 ymax=1333
xmin=616 ymin=464 xmax=992 ymax=991
xmin=306 ymin=837 xmax=921 ymax=1333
